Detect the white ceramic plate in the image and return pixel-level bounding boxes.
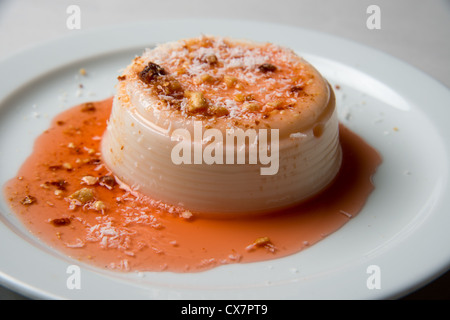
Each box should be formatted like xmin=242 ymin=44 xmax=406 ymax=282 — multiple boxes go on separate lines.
xmin=0 ymin=19 xmax=449 ymax=300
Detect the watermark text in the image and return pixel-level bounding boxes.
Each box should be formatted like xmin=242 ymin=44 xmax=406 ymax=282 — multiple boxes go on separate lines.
xmin=171 ymin=121 xmax=279 ymax=175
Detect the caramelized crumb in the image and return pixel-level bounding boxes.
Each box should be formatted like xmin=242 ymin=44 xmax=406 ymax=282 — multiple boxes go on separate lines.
xmin=290 ymin=85 xmax=304 ymax=93
xmin=246 ymin=236 xmax=277 ymax=253
xmin=205 ymin=54 xmax=218 ymax=66
xmin=117 ymin=75 xmax=127 ymax=81
xmin=253 ymin=236 xmax=271 ymax=246
xmin=138 ymin=62 xmax=185 ymax=101
xmin=98 ymin=175 xmax=116 ymax=189
xmin=195 ymin=73 xmax=216 ymax=85
xmin=258 ymin=63 xmax=277 ymax=73
xmin=208 ymin=105 xmax=229 ymax=117
xmin=46 ymin=179 xmax=68 ymax=190
xmin=266 ymin=100 xmax=283 ymax=109
xmin=21 ymin=195 xmax=37 ymax=205
xmin=92 ymin=200 xmax=106 ymax=212
xmin=62 ymin=162 xmax=73 ymax=170
xmin=51 ymin=217 xmax=71 ymax=227
xmin=159 ymin=78 xmax=184 ymax=99
xmin=86 ymin=158 xmax=102 ymax=165
xmin=242 ymin=102 xmax=261 ymax=112
xmin=185 ymin=91 xmax=207 ymax=113
xmin=81 ymin=176 xmax=98 ymax=186
xmin=81 ymin=102 xmax=96 ymax=112
xmin=69 ymin=188 xmax=94 ymax=203
xmin=233 ymin=94 xmax=246 ymax=103
xmin=223 ymin=75 xmax=238 ymax=88
xmin=139 ymin=62 xmax=167 ymax=84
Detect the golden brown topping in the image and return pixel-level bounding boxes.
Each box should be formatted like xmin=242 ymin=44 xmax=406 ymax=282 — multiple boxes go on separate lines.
xmin=44 ymin=179 xmax=68 ymax=190
xmin=98 ymin=175 xmax=116 ymax=189
xmin=139 ymin=62 xmax=167 ymax=84
xmin=69 ymin=188 xmax=94 ymax=203
xmin=81 ymin=176 xmax=98 ymax=186
xmin=62 ymin=162 xmax=73 ymax=170
xmin=242 ymin=102 xmax=261 ymax=112
xmin=81 ymin=102 xmax=96 ymax=112
xmin=21 ymin=195 xmax=37 ymax=205
xmin=258 ymin=63 xmax=277 ymax=73
xmin=266 ymin=100 xmax=284 ymax=110
xmin=233 ymin=94 xmax=246 ymax=103
xmin=128 ymin=37 xmax=322 ymax=120
xmin=234 ymin=94 xmax=255 ymax=103
xmin=86 ymin=158 xmax=102 ymax=165
xmin=208 ymin=105 xmax=229 ymax=117
xmin=223 ymin=75 xmax=238 ymax=88
xmin=117 ymin=75 xmax=126 ymax=81
xmin=138 ymin=62 xmax=185 ymax=101
xmin=51 ymin=217 xmax=71 ymax=227
xmin=246 ymin=236 xmax=277 ymax=253
xmin=195 ymin=73 xmax=215 ymax=85
xmin=159 ymin=78 xmax=184 ymax=99
xmin=205 ymin=54 xmax=218 ymax=66
xmin=290 ymin=85 xmax=304 ymax=94
xmin=253 ymin=236 xmax=271 ymax=246
xmin=186 ymin=91 xmax=207 ymax=113
xmin=92 ymin=200 xmax=106 ymax=212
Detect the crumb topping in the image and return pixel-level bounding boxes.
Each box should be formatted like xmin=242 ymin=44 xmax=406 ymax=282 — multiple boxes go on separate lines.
xmin=121 ymin=36 xmax=317 ymax=120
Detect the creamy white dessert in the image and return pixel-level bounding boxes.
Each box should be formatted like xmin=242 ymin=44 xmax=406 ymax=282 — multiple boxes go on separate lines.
xmin=101 ymin=36 xmax=342 ymax=215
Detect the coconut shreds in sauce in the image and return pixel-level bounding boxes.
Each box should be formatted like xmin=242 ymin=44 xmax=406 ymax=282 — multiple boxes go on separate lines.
xmin=3 ymin=98 xmax=381 ymax=272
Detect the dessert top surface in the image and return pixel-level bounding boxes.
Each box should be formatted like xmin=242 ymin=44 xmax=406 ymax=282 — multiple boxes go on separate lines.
xmin=117 ymin=36 xmax=332 ymax=131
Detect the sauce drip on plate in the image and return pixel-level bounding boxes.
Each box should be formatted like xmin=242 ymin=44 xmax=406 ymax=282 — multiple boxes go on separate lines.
xmin=3 ymin=98 xmax=381 ymax=272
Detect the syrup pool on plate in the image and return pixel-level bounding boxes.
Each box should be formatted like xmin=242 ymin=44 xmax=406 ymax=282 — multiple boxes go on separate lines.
xmin=3 ymin=97 xmax=381 ymax=273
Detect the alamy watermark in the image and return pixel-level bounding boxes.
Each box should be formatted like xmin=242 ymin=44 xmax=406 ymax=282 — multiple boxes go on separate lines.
xmin=66 ymin=5 xmax=81 ymax=30
xmin=366 ymin=5 xmax=381 ymax=30
xmin=366 ymin=264 xmax=381 ymax=290
xmin=170 ymin=121 xmax=279 ymax=175
xmin=66 ymin=264 xmax=81 ymax=290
